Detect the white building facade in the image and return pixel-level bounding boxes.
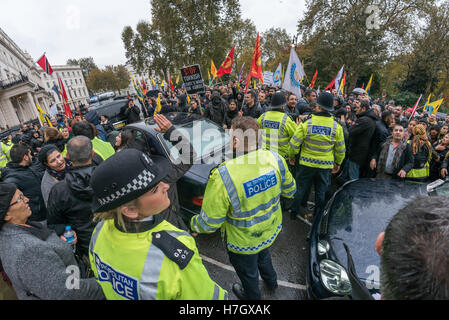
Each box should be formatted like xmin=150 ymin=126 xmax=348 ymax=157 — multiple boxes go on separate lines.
xmin=0 ymin=27 xmax=53 ymax=130
xmin=43 ymin=65 xmax=89 ymax=112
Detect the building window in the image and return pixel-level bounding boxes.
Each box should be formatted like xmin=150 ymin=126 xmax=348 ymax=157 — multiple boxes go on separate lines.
xmin=75 ymin=79 xmax=78 ymax=84
xmin=47 ymin=82 xmax=50 ymax=88
xmin=83 ymin=88 xmax=87 ymax=96
xmin=74 ymin=90 xmax=77 ymax=98
xmin=62 ymin=72 xmax=65 ymax=77
xmin=70 ymin=79 xmax=73 ymax=85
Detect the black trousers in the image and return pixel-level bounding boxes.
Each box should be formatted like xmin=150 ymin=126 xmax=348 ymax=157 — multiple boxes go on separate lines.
xmin=228 ymin=248 xmax=277 ymax=300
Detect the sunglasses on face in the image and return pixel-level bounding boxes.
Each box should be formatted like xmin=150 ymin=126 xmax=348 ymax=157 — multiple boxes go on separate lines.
xmin=9 ymin=193 xmax=25 ymax=208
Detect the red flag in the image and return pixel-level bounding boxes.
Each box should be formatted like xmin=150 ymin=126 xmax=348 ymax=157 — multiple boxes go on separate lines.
xmin=325 ymin=75 xmax=337 ymax=91
xmin=310 ymin=69 xmax=318 ymax=89
xmin=217 ymin=46 xmax=235 ymax=78
xmin=244 ymin=72 xmax=252 ymax=94
xmin=57 ymin=76 xmax=72 ymax=118
xmin=361 ymin=83 xmax=365 ymax=90
xmin=37 ymin=54 xmax=53 ymax=75
xmin=410 ymin=94 xmax=423 ymax=119
xmin=142 ymin=77 xmax=147 ymax=95
xmin=249 ymin=33 xmax=263 ymax=82
xmin=169 ymin=74 xmax=174 ymax=91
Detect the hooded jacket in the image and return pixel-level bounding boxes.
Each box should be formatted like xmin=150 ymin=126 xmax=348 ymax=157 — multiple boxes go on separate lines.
xmin=1 ymin=161 xmax=47 ymax=222
xmin=46 ymin=165 xmax=97 ymax=256
xmin=176 ymin=94 xmax=189 ymax=113
xmin=204 ymin=92 xmax=227 ymax=126
xmin=85 ymin=110 xmax=107 ymax=141
xmin=224 ymin=108 xmax=239 ymax=128
xmin=348 ymin=108 xmax=378 ymax=165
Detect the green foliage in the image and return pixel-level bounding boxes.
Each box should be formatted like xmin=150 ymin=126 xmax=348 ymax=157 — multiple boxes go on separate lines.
xmin=86 ymin=65 xmax=130 ymax=93
xmin=66 ymin=57 xmax=98 ymax=79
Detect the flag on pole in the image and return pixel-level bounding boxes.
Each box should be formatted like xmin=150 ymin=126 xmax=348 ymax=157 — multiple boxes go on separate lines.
xmin=217 ymin=46 xmax=235 ymax=78
xmin=37 ymin=54 xmax=53 ymax=75
xmin=339 ymin=72 xmax=346 ymax=95
xmin=427 ymin=98 xmax=444 ymax=115
xmin=208 ymin=70 xmax=212 ymax=86
xmin=424 ymin=94 xmax=432 ymax=112
xmin=169 ymin=73 xmax=174 ymax=91
xmin=150 ymin=76 xmax=156 ymax=89
xmin=316 ymin=86 xmax=320 ymax=96
xmin=211 ymin=60 xmax=218 ymax=79
xmin=310 ymin=69 xmax=318 ymax=89
xmin=142 ymin=77 xmax=147 ymax=95
xmin=361 ymin=83 xmax=365 ymax=90
xmin=249 ymin=33 xmax=263 ymax=82
xmin=410 ymin=94 xmax=423 ymax=120
xmin=175 ymin=73 xmax=180 ymax=85
xmin=273 ymin=63 xmax=282 ymax=87
xmin=238 ymin=63 xmax=245 ymax=83
xmin=154 ymin=94 xmax=162 ymax=116
xmin=130 ymin=73 xmax=144 ymax=103
xmin=365 ymin=74 xmax=374 ymax=94
xmin=51 ymin=84 xmax=61 ymax=100
xmin=282 ymin=47 xmax=306 ymax=98
xmin=281 ymin=65 xmax=285 ymax=86
xmin=57 ymin=76 xmax=71 ymax=118
xmin=334 ymin=65 xmax=345 ymax=93
xmin=36 ymin=103 xmax=53 ymax=127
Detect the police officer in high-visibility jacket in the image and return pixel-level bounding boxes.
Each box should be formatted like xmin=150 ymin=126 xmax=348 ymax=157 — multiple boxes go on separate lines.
xmin=0 ymin=136 xmax=14 ymax=170
xmin=257 ymin=91 xmax=298 ymax=159
xmin=89 ymin=116 xmax=227 ymax=300
xmin=191 ymin=116 xmax=296 ymax=300
xmin=287 ymin=92 xmax=346 ymax=221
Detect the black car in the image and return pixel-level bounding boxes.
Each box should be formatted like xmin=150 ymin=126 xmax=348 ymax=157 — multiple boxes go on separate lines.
xmin=307 ymin=178 xmax=449 ymax=300
xmin=125 ymin=112 xmax=231 ymax=223
xmin=91 ymin=99 xmax=129 ymax=130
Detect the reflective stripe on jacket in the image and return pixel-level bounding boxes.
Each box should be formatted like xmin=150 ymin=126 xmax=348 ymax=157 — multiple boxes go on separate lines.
xmin=89 ymin=219 xmax=227 ymax=300
xmin=288 ymin=114 xmax=346 ymax=169
xmin=191 ymin=149 xmax=296 ymax=254
xmin=257 ymin=111 xmax=298 ymax=158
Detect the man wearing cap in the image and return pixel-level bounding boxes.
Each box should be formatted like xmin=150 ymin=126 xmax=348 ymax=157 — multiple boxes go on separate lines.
xmin=287 ymin=91 xmax=346 ymax=221
xmin=257 ymin=91 xmax=298 ymax=159
xmin=191 ymin=117 xmax=296 ymax=300
xmin=88 ymin=147 xmax=227 ymax=300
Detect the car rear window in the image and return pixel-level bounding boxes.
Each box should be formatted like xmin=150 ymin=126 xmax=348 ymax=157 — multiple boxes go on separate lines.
xmin=95 ymin=100 xmax=128 ymax=120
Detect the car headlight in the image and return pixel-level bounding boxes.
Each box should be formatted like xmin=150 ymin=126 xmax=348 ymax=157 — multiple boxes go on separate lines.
xmin=317 ymin=240 xmax=330 ymax=255
xmin=320 ymin=259 xmax=352 ymax=295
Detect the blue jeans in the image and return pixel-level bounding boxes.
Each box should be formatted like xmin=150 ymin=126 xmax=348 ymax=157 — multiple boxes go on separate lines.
xmin=341 ymin=159 xmax=360 ymax=184
xmin=289 ymin=165 xmax=331 ymax=217
xmin=228 ymin=248 xmax=277 ymax=300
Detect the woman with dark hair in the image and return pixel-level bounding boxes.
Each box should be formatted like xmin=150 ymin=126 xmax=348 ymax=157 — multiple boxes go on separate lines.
xmin=42 ymin=127 xmax=66 ymax=152
xmin=236 ymin=92 xmax=244 ymax=110
xmin=114 ymin=128 xmax=149 ymax=154
xmin=223 ymin=99 xmax=239 ymax=129
xmin=38 ymin=145 xmax=72 ymax=208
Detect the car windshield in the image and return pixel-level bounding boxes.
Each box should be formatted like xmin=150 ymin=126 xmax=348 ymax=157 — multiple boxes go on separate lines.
xmin=159 ymin=119 xmax=230 ymax=162
xmin=435 ymin=181 xmax=449 ymax=196
xmin=325 ymin=179 xmax=427 ymax=282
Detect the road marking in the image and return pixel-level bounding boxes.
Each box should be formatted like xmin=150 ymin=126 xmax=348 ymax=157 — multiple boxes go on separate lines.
xmin=200 ymin=254 xmax=307 ymax=291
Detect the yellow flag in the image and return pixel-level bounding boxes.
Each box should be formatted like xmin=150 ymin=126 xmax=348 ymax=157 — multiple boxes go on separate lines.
xmin=365 ymin=74 xmax=374 ymax=93
xmin=154 ymin=94 xmax=162 ymax=116
xmin=211 ymin=60 xmax=218 ymax=79
xmin=429 ymin=98 xmax=444 ymax=114
xmin=150 ymin=76 xmax=156 ymax=87
xmin=424 ymin=94 xmax=432 ymax=112
xmin=161 ymin=80 xmax=165 ymax=88
xmin=36 ymin=103 xmax=52 ymax=127
xmin=176 ymin=73 xmax=180 ymax=84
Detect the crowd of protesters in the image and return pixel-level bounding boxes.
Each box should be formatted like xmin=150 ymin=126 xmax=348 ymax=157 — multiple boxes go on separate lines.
xmin=0 ymin=77 xmax=449 ymax=301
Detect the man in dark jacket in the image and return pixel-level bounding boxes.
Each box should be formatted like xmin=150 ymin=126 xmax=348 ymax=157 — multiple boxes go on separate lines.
xmin=296 ymin=89 xmax=317 ymax=115
xmin=372 ymin=110 xmax=394 ymax=159
xmin=47 ymin=136 xmax=97 ymax=258
xmin=124 ymin=99 xmax=141 ymax=124
xmin=204 ymin=91 xmax=227 ymax=126
xmin=0 ymin=144 xmax=47 ymax=223
xmin=241 ymin=90 xmax=264 ymax=119
xmin=372 ymin=124 xmax=414 ymax=178
xmin=341 ymin=99 xmax=378 ymax=182
xmin=85 ymin=110 xmax=107 ymax=141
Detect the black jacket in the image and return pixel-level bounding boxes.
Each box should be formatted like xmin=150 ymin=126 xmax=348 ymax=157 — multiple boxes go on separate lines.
xmin=42 ymin=139 xmax=66 ymax=153
xmin=224 ymin=108 xmax=239 ymax=128
xmin=372 ymin=119 xmax=391 ymax=159
xmin=348 ymin=109 xmax=378 ymax=165
xmin=31 ymin=137 xmax=43 ymax=154
xmin=1 ymin=161 xmax=47 ymax=222
xmin=241 ymin=102 xmax=264 ymax=119
xmin=46 ymin=165 xmax=97 ymax=257
xmin=204 ymin=94 xmax=227 ymax=126
xmin=124 ymin=105 xmax=141 ymax=124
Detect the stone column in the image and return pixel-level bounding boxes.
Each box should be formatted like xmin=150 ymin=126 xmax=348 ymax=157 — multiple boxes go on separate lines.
xmin=27 ymin=91 xmax=40 ymax=122
xmin=3 ymin=98 xmax=20 ymax=127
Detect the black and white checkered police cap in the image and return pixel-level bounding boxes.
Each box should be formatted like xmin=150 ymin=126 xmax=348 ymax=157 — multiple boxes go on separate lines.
xmin=90 ymin=148 xmax=170 ymax=213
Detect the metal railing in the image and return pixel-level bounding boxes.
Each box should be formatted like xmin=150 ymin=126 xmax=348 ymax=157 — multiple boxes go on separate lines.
xmin=0 ymin=74 xmax=29 ymax=90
